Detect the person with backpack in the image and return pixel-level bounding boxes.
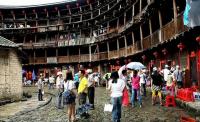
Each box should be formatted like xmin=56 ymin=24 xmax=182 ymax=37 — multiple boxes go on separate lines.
xmin=63 ymin=72 xmax=76 ymax=122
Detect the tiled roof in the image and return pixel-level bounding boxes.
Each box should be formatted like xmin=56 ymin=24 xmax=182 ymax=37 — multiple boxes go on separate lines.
xmin=0 ymin=36 xmax=18 ymax=48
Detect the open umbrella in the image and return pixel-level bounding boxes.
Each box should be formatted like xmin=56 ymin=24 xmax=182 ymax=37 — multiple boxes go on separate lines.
xmin=126 ymin=62 xmax=146 ymax=70
xmin=118 ymin=65 xmax=126 ymax=78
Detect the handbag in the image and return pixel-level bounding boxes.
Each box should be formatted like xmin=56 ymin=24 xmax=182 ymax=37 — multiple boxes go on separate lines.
xmin=104 ymin=104 xmax=113 ymax=112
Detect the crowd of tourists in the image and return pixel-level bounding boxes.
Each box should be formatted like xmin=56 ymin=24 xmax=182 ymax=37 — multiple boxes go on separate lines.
xmin=105 ymin=64 xmax=186 ymax=122
xmin=35 ymin=63 xmax=187 ymax=122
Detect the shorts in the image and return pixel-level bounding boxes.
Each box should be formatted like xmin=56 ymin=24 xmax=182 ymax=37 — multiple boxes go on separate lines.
xmin=152 ymin=85 xmax=162 ymax=97
xmin=152 ymin=90 xmax=162 ymax=97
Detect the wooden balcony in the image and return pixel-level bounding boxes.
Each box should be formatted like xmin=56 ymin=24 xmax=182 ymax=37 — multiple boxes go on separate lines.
xmin=99 ymin=52 xmax=108 ymax=60
xmin=142 ymin=36 xmax=152 ymax=50
xmin=29 ymin=57 xmax=46 ymax=64
xmin=118 ymin=48 xmax=126 ymax=57
xmin=91 ymin=54 xmax=99 ymax=62
xmin=127 ymin=46 xmax=133 ymax=56
xmin=79 ymin=54 xmax=90 ymax=62
xmin=141 ymin=13 xmax=186 ymax=50
xmin=57 ymin=56 xmax=69 ymax=63
xmin=69 ymin=55 xmax=79 ymax=63
xmin=109 ymin=50 xmax=119 ymax=59
xmin=162 ymin=21 xmax=176 ymax=42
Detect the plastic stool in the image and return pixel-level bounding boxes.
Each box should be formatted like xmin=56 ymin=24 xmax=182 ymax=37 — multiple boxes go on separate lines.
xmin=165 ymin=95 xmax=176 ymax=107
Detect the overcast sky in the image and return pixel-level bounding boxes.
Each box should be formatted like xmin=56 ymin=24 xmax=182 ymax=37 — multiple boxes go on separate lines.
xmin=0 ymin=0 xmax=76 ymax=6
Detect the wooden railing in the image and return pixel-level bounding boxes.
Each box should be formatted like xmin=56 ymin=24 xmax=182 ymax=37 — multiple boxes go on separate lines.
xmin=31 ymin=57 xmax=46 ymax=64
xmin=108 ymin=50 xmax=119 ymax=59
xmin=79 ymin=54 xmax=90 ymax=62
xmin=118 ymin=48 xmax=126 ymax=57
xmin=127 ymin=46 xmax=133 ymax=56
xmin=91 ymin=54 xmax=99 ymax=62
xmin=142 ymin=36 xmax=151 ymax=50
xmin=57 ymin=56 xmax=69 ymax=63
xmin=99 ymin=52 xmax=108 ymax=60
xmin=69 ymin=55 xmax=79 ymax=63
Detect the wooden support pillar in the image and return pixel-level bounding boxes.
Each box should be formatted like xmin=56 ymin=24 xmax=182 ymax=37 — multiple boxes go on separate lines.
xmin=107 ymin=21 xmax=109 ymax=33
xmin=158 ymin=10 xmax=163 ymax=42
xmin=89 ymin=45 xmax=91 ymax=62
xmin=140 ymin=0 xmax=142 ymax=12
xmin=124 ymin=13 xmax=126 ymax=25
xmin=117 ymin=18 xmax=119 ymax=30
xmin=132 ymin=5 xmax=135 ymax=21
xmin=107 ymin=42 xmax=110 ymax=59
xmin=140 ymin=26 xmax=143 ymax=50
xmin=149 ymin=19 xmax=153 ymax=35
xmin=149 ymin=19 xmax=153 ymax=46
xmin=56 ymin=48 xmax=58 ymax=57
xmin=117 ymin=39 xmax=119 ymax=50
xmin=158 ymin=10 xmax=162 ymax=28
xmin=173 ymin=0 xmax=178 ymax=33
xmin=124 ymin=36 xmax=127 ymax=57
xmin=45 ymin=49 xmax=47 ymax=58
xmin=132 ymin=32 xmax=135 ymax=53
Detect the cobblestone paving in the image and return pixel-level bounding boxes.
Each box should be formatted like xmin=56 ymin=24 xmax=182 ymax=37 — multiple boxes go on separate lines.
xmin=0 ymin=87 xmax=195 ymax=122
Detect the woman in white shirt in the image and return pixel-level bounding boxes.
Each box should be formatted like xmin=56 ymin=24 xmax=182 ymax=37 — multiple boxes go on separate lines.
xmin=107 ymin=71 xmax=125 ymax=122
xmin=64 ymin=72 xmax=76 ymax=122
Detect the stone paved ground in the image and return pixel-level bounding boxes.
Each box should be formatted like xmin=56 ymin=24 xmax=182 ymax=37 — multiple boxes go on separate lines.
xmin=0 ymin=86 xmax=197 ymax=122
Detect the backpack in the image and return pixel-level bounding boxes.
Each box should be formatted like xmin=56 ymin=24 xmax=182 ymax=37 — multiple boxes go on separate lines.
xmin=62 ymin=81 xmax=76 ymax=104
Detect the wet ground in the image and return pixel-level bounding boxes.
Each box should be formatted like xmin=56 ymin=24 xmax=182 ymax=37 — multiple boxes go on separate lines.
xmin=0 ymin=86 xmax=196 ymax=122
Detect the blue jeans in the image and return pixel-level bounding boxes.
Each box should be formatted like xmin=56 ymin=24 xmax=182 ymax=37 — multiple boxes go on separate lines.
xmin=111 ymin=97 xmax=122 ymax=122
xmin=131 ymin=89 xmax=142 ymax=106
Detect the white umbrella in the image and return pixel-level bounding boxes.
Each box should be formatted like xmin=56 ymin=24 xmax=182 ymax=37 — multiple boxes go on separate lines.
xmin=126 ymin=62 xmax=146 ymax=70
xmin=118 ymin=65 xmax=126 ymax=78
xmin=57 ymin=71 xmax=63 ymax=76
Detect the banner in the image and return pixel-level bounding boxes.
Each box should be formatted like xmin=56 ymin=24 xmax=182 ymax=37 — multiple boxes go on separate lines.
xmin=184 ymin=0 xmax=200 ymax=27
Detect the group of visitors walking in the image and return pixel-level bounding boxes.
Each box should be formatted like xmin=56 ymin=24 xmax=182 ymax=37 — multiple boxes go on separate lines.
xmin=106 ymin=64 xmax=184 ymax=122
xmin=36 ymin=63 xmax=184 ymax=122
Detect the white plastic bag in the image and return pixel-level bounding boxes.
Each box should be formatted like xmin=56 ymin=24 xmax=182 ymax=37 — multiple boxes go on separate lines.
xmin=104 ymin=104 xmax=113 ymax=112
xmin=42 ymin=90 xmax=44 ymax=95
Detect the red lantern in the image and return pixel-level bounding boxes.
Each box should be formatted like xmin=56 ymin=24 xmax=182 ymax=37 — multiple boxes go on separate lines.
xmin=190 ymin=51 xmax=196 ymax=57
xmin=22 ymin=10 xmax=25 ymax=14
xmin=196 ymin=36 xmax=200 ymax=43
xmin=142 ymin=55 xmax=146 ymax=61
xmin=76 ymin=3 xmax=80 ymax=8
xmin=32 ymin=9 xmax=36 ymax=14
xmin=87 ymin=0 xmax=90 ymax=4
xmin=66 ymin=5 xmax=70 ymax=9
xmin=44 ymin=8 xmax=47 ymax=13
xmin=153 ymin=52 xmax=158 ymax=58
xmin=11 ymin=10 xmax=14 ymax=15
xmin=162 ymin=48 xmax=167 ymax=55
xmin=54 ymin=7 xmax=58 ymax=11
xmin=177 ymin=42 xmax=185 ymax=51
